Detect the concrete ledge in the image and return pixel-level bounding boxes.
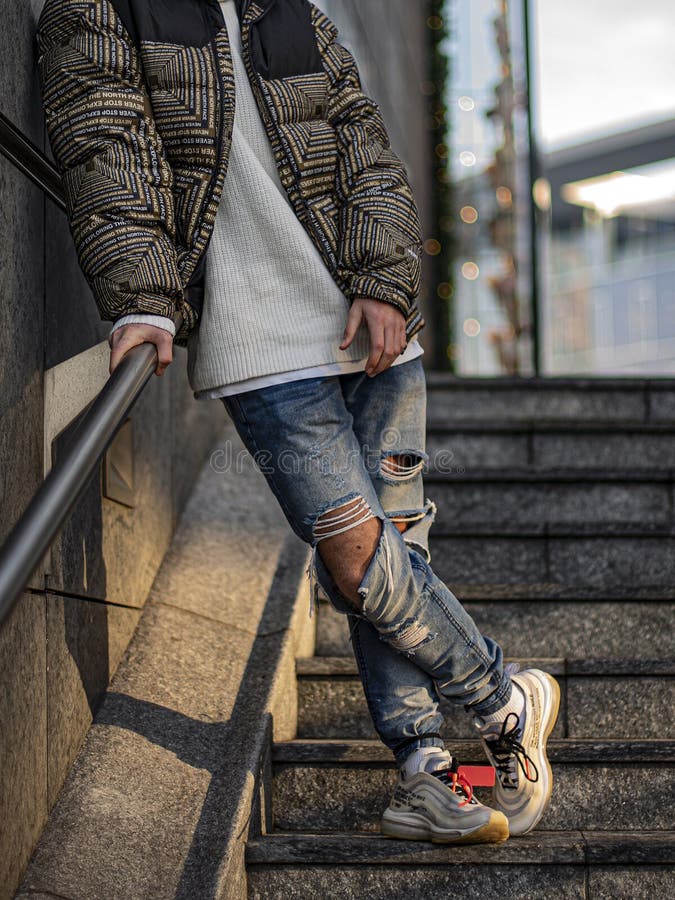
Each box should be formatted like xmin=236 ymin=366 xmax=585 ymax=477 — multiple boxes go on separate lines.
xmin=16 ymin=424 xmax=313 ymax=900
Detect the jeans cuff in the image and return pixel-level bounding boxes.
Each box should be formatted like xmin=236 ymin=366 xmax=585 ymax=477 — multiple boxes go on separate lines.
xmin=394 ymin=735 xmax=446 ymax=767
xmin=465 ymin=676 xmax=513 ymax=718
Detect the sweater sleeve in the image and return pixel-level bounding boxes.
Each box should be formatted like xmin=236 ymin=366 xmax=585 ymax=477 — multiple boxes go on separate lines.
xmin=36 ymin=0 xmax=184 ymax=326
xmin=309 ymin=3 xmax=423 ymax=317
xmin=109 ymin=314 xmax=177 ymax=341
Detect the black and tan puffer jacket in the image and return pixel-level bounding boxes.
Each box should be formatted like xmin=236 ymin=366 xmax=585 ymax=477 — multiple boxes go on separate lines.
xmin=36 ymin=0 xmax=425 ymax=346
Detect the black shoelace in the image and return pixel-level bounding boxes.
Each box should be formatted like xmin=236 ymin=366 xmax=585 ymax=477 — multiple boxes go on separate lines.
xmin=486 ymin=712 xmax=539 ymax=789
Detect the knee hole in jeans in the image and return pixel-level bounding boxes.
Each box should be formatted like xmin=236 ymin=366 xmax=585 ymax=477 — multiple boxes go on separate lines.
xmin=308 ymin=495 xmax=381 ymax=609
xmin=309 ymin=494 xmax=376 ymax=542
xmin=379 ymin=450 xmax=427 ymax=484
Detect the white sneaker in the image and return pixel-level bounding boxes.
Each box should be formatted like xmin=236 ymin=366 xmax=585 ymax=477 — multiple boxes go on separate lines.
xmin=474 ymin=668 xmax=561 ymax=836
xmin=381 ymin=748 xmax=509 ymax=844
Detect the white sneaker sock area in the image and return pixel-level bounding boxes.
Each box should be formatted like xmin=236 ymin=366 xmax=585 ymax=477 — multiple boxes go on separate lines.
xmin=401 ymin=746 xmax=452 ymax=780
xmin=478 ymin=682 xmax=526 ymax=729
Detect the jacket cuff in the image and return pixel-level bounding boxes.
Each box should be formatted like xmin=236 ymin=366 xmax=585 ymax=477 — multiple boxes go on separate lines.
xmin=347 ymin=274 xmax=412 ymax=317
xmin=109 ymin=314 xmax=176 ymax=339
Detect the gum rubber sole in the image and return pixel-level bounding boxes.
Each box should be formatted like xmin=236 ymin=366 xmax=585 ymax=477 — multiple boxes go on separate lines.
xmin=509 ymin=671 xmax=561 ymax=836
xmin=532 ymin=672 xmax=561 ymax=830
xmin=381 ymin=810 xmax=509 ymax=845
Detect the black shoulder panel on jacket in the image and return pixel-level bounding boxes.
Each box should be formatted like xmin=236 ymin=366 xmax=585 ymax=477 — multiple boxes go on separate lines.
xmin=110 ymin=0 xmax=223 ymax=48
xmin=250 ymin=0 xmax=324 ymax=79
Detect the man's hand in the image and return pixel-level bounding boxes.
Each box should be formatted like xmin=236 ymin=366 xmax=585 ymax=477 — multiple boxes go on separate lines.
xmin=109 ymin=324 xmax=174 ymax=376
xmin=340 ymin=297 xmax=407 ymax=377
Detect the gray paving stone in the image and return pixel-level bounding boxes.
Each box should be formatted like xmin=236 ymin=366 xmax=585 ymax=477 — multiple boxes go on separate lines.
xmin=248 ymin=830 xmax=587 ymax=865
xmin=273 ymin=740 xmax=673 ymax=766
xmin=297 ymin=675 xmax=567 ymax=740
xmin=272 ymin=760 xmax=674 ymax=832
xmin=18 ymin=602 xmax=250 ymax=900
xmin=17 ymin=439 xmax=309 ymax=900
xmin=14 ymin=893 xmax=66 ymax=900
xmin=588 ymin=866 xmax=675 ymax=898
xmin=249 ymin=830 xmax=675 ymax=866
xmin=428 ymin=534 xmax=675 ymax=587
xmin=531 ymin=431 xmax=675 ymax=471
xmin=431 ymin=536 xmax=547 ymax=583
xmin=466 ymin=601 xmax=675 ymax=659
xmin=297 ymin=672 xmax=673 ymax=741
xmin=146 ymin=424 xmax=290 ymax=627
xmin=548 ymin=537 xmax=675 ymax=588
xmin=248 ymin=864 xmax=585 ymax=899
xmin=427 ymin=424 xmax=675 ymax=473
xmin=650 ymin=390 xmax=675 ymax=422
xmin=45 ymin=593 xmax=141 ymax=809
xmin=426 ymin=384 xmax=647 ymax=425
xmin=316 ymin=599 xmax=675 ymax=659
xmin=566 ymin=677 xmax=675 ymax=739
xmin=425 ymin=431 xmax=530 ymax=470
xmin=429 ymin=480 xmax=671 ymax=528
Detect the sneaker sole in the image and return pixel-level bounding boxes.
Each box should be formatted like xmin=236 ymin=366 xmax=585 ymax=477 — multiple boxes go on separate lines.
xmin=381 ymin=809 xmax=509 ymax=844
xmin=509 ymin=670 xmax=561 ymax=836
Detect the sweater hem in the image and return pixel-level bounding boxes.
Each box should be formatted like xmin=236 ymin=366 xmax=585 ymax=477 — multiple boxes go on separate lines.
xmin=192 ymin=339 xmax=423 ymax=400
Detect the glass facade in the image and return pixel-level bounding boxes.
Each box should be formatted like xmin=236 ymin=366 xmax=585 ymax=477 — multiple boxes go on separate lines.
xmin=445 ymin=0 xmax=675 ymax=375
xmin=446 ymin=0 xmax=534 ymax=375
xmin=539 ymin=146 xmax=675 ymax=375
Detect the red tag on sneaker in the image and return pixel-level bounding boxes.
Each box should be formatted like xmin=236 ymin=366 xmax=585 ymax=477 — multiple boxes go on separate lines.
xmin=458 ymin=765 xmax=495 ymax=787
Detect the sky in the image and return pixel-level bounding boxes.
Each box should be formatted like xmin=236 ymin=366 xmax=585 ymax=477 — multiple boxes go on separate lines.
xmin=533 ymin=0 xmax=675 ymax=150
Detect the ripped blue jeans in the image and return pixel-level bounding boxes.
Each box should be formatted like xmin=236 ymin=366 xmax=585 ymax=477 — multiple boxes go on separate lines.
xmin=221 ymin=356 xmax=512 ymax=764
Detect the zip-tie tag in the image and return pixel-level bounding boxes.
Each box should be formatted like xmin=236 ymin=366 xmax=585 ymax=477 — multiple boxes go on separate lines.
xmin=458 ymin=765 xmax=495 ymax=787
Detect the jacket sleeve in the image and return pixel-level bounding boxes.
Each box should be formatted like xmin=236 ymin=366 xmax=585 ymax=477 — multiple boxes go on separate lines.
xmin=36 ymin=0 xmax=184 ymax=328
xmin=309 ymin=3 xmax=423 ymax=318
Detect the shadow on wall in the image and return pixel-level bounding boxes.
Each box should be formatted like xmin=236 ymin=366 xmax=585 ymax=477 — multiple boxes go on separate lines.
xmin=52 ymin=412 xmax=110 ymax=716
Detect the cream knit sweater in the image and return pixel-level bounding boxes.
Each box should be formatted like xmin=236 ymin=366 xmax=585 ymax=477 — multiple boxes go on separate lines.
xmin=110 ymin=0 xmax=422 ymax=397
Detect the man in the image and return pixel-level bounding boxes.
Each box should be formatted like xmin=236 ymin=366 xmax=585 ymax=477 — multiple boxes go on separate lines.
xmin=37 ymin=0 xmax=559 ymax=843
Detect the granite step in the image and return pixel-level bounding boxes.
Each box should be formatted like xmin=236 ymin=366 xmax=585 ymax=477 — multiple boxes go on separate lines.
xmin=246 ymin=831 xmax=675 ymax=899
xmin=425 ymin=530 xmax=675 ymax=587
xmin=420 ymin=472 xmax=675 ymax=529
xmin=296 ymin=657 xmax=675 ymax=741
xmin=315 ymin=596 xmax=675 ymax=660
xmin=424 ymin=376 xmax=675 ymax=426
xmin=424 ymin=422 xmax=675 ymax=472
xmin=271 ymin=740 xmax=675 ymax=833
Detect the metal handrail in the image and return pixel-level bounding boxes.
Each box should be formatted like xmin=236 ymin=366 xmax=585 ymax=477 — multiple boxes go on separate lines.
xmin=0 ymin=112 xmax=66 ymax=211
xmin=0 ymin=113 xmax=183 ymax=625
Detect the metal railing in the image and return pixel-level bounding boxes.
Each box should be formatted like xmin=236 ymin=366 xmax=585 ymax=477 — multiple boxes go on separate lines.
xmin=0 ymin=113 xmax=182 ymax=625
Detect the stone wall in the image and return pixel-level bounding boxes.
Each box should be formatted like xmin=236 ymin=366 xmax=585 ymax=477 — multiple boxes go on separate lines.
xmin=0 ymin=2 xmax=434 ymax=895
xmin=0 ymin=3 xmax=223 ymax=895
xmin=319 ymin=0 xmax=435 ymax=344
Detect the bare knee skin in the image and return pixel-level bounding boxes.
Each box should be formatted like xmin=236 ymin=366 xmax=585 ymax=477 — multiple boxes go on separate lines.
xmin=316 ymin=494 xmax=411 ymax=608
xmin=317 ymin=505 xmax=382 ymax=608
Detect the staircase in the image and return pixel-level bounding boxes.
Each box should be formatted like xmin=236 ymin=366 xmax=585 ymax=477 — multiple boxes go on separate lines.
xmin=246 ymin=378 xmax=675 ymax=898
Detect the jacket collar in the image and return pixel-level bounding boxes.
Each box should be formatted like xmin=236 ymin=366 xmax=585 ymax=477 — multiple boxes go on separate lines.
xmin=236 ymin=0 xmax=277 ymax=24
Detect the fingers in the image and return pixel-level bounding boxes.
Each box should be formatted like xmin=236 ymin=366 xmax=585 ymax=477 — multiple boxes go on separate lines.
xmin=154 ymin=332 xmax=173 ymax=376
xmin=340 ymin=303 xmax=363 ymax=350
xmin=365 ymin=317 xmax=385 ymax=375
xmin=109 ymin=325 xmax=173 ymax=377
xmin=366 ymin=314 xmax=407 ymax=377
